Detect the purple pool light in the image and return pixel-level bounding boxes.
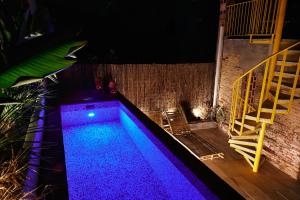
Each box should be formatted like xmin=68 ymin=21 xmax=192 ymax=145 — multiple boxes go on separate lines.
xmin=60 ymin=101 xmax=218 ymax=200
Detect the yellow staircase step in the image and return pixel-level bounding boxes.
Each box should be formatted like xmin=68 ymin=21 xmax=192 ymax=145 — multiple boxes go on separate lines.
xmin=229 ymin=131 xmax=259 ymax=140
xmin=274 ymin=65 xmax=298 ymax=75
xmin=272 ymin=75 xmax=299 ymax=83
xmin=273 ymin=71 xmax=298 ymax=78
xmin=233 ymin=124 xmax=260 ymax=135
xmin=286 ymin=50 xmax=300 ymax=55
xmin=229 ymin=139 xmax=258 ymax=147
xmin=234 ymin=119 xmax=261 ymax=131
xmin=276 ymin=60 xmax=298 ymax=67
xmin=244 ymin=156 xmax=254 ymax=168
xmin=279 ymin=39 xmax=299 ymax=46
xmin=269 ymin=90 xmax=300 ymax=104
xmin=245 ymin=111 xmax=272 ymax=123
xmin=234 ymin=148 xmax=256 ymax=162
xmin=230 ymin=143 xmax=257 ymax=154
xmin=280 ymin=39 xmax=299 ymax=45
xmin=261 ymin=99 xmax=288 ymax=114
xmin=277 ymin=50 xmax=300 ymax=62
xmin=271 ymin=80 xmax=300 ymax=92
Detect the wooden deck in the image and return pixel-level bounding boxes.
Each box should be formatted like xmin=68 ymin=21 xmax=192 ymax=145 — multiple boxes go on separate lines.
xmin=176 ymin=127 xmax=300 ymax=200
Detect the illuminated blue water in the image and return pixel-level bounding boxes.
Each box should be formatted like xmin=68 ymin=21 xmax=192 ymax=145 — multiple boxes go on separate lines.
xmin=60 ymin=101 xmax=218 ymax=200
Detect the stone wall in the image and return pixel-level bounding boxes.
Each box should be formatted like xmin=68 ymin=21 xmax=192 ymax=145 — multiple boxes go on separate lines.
xmin=218 ymin=39 xmax=300 ymax=179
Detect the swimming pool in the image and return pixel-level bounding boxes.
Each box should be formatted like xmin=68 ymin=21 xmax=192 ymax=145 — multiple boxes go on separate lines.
xmin=60 ymin=101 xmax=218 ymax=200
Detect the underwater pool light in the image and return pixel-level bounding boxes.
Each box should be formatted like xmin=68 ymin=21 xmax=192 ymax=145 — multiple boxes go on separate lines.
xmin=88 ymin=112 xmax=95 ymax=117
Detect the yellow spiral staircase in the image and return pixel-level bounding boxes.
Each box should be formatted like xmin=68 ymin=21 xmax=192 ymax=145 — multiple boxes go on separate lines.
xmin=228 ymin=41 xmax=300 ymax=172
xmin=224 ymin=0 xmax=299 ymax=172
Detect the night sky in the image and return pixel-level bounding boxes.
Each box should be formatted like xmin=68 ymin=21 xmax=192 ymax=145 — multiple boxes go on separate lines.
xmin=2 ymin=0 xmax=299 ymax=65
xmin=44 ymin=0 xmax=220 ymax=63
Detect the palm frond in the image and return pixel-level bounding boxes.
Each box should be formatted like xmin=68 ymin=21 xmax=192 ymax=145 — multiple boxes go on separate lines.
xmin=0 ymin=80 xmax=59 ymax=199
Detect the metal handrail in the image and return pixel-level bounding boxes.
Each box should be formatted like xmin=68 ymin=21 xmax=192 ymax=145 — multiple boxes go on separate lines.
xmin=225 ymin=0 xmax=278 ymax=37
xmin=233 ymin=41 xmax=300 ymax=84
xmin=230 ymin=41 xmax=300 ymax=133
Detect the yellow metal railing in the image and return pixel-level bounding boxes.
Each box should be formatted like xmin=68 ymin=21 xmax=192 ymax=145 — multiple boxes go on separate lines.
xmin=229 ymin=41 xmax=300 ymax=134
xmin=225 ymin=0 xmax=279 ymax=38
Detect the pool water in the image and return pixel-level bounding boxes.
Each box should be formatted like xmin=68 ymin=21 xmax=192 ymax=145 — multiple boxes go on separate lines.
xmin=60 ymin=101 xmax=218 ymax=200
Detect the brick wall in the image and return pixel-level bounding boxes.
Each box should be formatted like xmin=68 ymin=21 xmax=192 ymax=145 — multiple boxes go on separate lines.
xmin=218 ymin=39 xmax=300 ymax=179
xmin=218 ymin=54 xmax=243 ymax=129
xmin=264 ymin=103 xmax=300 ymax=179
